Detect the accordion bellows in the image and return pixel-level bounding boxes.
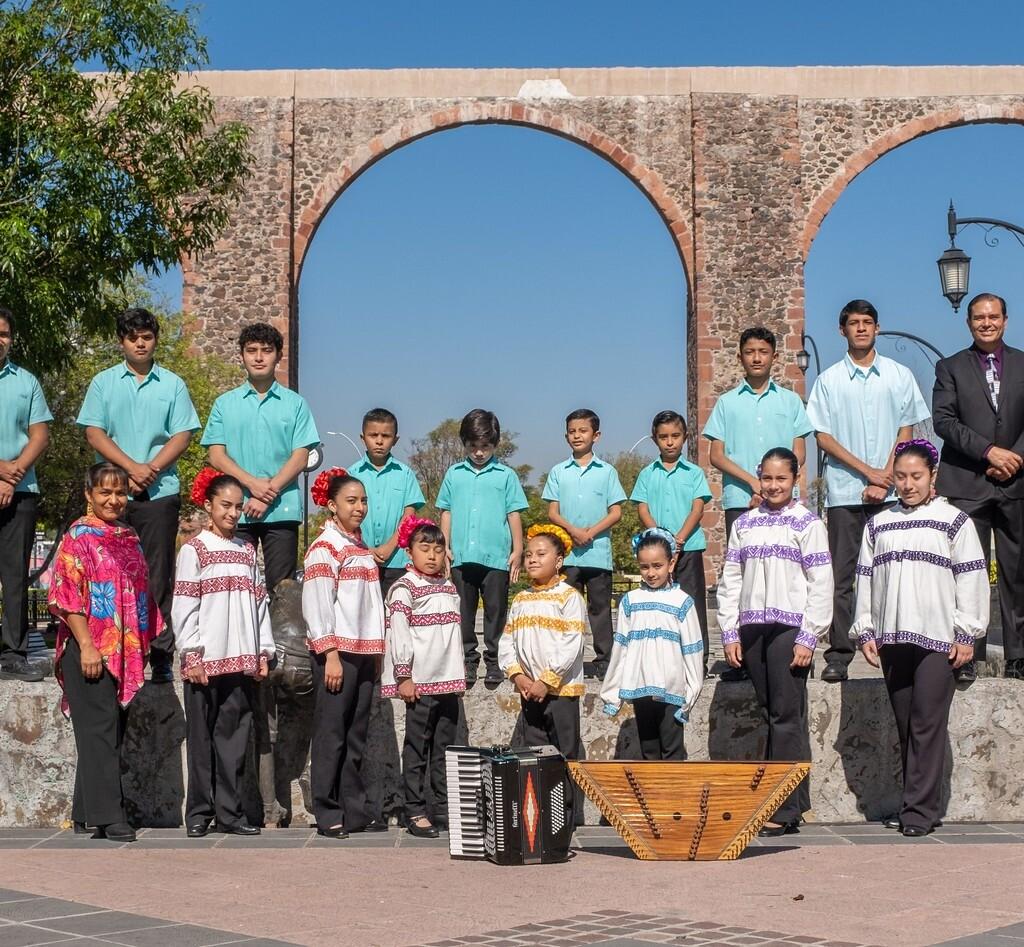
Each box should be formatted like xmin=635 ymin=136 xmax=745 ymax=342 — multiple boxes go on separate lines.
xmin=569 ymin=760 xmax=812 ymax=860
xmin=446 ymin=745 xmax=573 ymax=865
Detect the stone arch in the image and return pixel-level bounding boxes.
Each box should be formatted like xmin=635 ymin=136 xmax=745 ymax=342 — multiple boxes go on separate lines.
xmin=292 ymin=101 xmax=694 ymax=291
xmin=800 ymin=103 xmax=1024 ymax=259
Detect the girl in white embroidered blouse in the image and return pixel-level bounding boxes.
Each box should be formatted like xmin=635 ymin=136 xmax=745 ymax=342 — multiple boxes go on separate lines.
xmin=852 ymin=439 xmax=988 ymax=837
xmin=717 ymin=447 xmax=834 ymax=838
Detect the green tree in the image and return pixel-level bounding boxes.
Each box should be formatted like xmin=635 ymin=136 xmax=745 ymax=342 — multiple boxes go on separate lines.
xmin=407 ymin=418 xmax=529 ymax=520
xmin=0 ymin=0 xmax=252 ymax=373
xmin=607 ymin=451 xmax=653 ymax=573
xmin=35 ymin=282 xmax=238 ymax=531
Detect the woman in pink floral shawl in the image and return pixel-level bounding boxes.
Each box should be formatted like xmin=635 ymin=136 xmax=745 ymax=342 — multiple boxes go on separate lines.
xmin=48 ymin=462 xmax=160 ymax=843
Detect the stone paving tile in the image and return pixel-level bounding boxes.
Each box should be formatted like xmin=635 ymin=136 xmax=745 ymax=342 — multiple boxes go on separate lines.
xmin=988 ymin=923 xmax=1024 ymax=938
xmin=0 ymin=900 xmax=107 ymax=924
xmin=27 ymin=913 xmax=173 ymax=936
xmin=97 ymin=924 xmax=261 ymax=947
xmin=0 ymin=931 xmax=83 ymax=947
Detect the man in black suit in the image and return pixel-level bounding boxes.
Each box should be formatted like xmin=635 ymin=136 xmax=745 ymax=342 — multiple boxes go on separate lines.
xmin=933 ymin=292 xmax=1024 ymax=680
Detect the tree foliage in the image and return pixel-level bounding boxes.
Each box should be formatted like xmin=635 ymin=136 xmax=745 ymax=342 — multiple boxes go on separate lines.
xmin=34 ymin=281 xmax=239 ymax=530
xmin=0 ymin=0 xmax=252 ymax=373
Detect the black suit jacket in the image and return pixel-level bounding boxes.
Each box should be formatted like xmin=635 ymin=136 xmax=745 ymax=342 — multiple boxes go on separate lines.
xmin=933 ymin=344 xmax=1024 ymax=501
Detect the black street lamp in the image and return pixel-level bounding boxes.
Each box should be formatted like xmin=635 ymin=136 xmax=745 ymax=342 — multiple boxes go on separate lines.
xmin=302 ymin=443 xmax=324 ymax=553
xmin=939 ymin=201 xmax=1024 ymax=312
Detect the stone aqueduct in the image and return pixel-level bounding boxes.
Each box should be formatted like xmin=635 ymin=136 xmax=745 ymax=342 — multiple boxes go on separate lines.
xmin=182 ymin=66 xmax=1024 ymax=561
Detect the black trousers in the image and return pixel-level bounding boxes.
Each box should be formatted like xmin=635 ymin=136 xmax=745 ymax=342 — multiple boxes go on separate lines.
xmin=124 ymin=494 xmax=180 ymax=665
xmin=518 ymin=694 xmax=582 ymax=825
xmin=673 ymin=550 xmax=708 ymax=670
xmin=451 ymin=563 xmax=509 ymax=672
xmin=0 ymin=491 xmax=38 ymax=659
xmin=949 ymin=495 xmax=1023 ymax=661
xmin=62 ymin=638 xmax=127 ymax=827
xmin=184 ymin=672 xmax=254 ymax=827
xmin=562 ymin=566 xmax=613 ymax=667
xmin=402 ymin=693 xmax=460 ymax=819
xmin=236 ymin=521 xmax=299 ymax=598
xmin=633 ymin=696 xmax=686 ymax=761
xmin=740 ymin=624 xmax=811 ymax=824
xmin=379 ymin=567 xmax=406 ymax=602
xmin=310 ymin=651 xmax=376 ymax=830
xmin=824 ymin=503 xmax=894 ymax=667
xmin=879 ymin=644 xmax=955 ymax=831
xmin=724 ymin=508 xmax=745 ymax=541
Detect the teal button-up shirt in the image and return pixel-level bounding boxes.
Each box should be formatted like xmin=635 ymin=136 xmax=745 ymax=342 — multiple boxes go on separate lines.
xmin=351 ymin=454 xmax=425 ymax=569
xmin=806 ymin=352 xmax=930 ymax=508
xmin=436 ymin=457 xmax=528 ymax=570
xmin=201 ymin=381 xmax=320 ymax=524
xmin=0 ymin=362 xmax=53 ymax=494
xmin=702 ymin=379 xmax=813 ymax=510
xmin=542 ymin=456 xmax=627 ymax=571
xmin=630 ymin=458 xmax=713 ymax=552
xmin=77 ymin=361 xmax=200 ymax=501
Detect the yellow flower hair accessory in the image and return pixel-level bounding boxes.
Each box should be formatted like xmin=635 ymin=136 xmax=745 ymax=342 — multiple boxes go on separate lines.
xmin=526 ymin=523 xmax=573 ymax=555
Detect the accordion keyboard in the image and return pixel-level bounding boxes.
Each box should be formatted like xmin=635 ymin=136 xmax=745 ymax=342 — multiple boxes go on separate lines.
xmin=445 ymin=747 xmax=486 ymax=858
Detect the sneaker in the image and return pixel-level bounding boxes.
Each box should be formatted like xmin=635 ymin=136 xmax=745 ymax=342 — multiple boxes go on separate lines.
xmin=0 ymin=656 xmax=46 ymax=683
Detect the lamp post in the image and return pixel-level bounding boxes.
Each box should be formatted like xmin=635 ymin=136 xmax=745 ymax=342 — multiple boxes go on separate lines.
xmin=796 ymin=333 xmax=825 ymax=513
xmin=939 ymin=201 xmax=1024 ymax=312
xmin=302 ymin=443 xmax=324 ymax=553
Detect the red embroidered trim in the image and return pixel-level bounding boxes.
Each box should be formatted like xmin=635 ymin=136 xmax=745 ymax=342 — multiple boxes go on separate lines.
xmin=182 ymin=650 xmax=204 ymax=670
xmin=393 ymin=663 xmax=413 ymax=677
xmin=203 ymin=654 xmax=262 ymax=676
xmin=174 ymin=580 xmax=201 ymax=597
xmin=408 ymin=612 xmax=461 ymax=626
xmin=303 ymin=563 xmax=334 ymax=582
xmin=338 ymin=566 xmax=379 ymax=582
xmin=404 ymin=581 xmax=458 ymax=600
xmin=388 ymin=601 xmax=413 ymax=617
xmin=198 ymin=576 xmax=256 ymax=595
xmin=190 ymin=538 xmax=254 ymax=570
xmin=308 ymin=635 xmax=384 ymax=654
xmin=380 ymin=679 xmax=466 ymax=697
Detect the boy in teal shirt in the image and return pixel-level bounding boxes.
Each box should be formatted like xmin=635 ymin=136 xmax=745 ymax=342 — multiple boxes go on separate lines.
xmin=632 ymin=409 xmax=713 ymax=673
xmin=544 ymin=408 xmax=626 ymax=679
xmin=437 ymin=409 xmax=527 ymax=687
xmin=201 ymin=322 xmax=320 ymax=597
xmin=350 ymin=407 xmax=425 ymax=598
xmin=78 ymin=307 xmax=200 ymax=682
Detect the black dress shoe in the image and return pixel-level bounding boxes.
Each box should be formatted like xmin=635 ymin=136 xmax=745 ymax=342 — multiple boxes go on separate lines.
xmin=316 ymin=825 xmax=349 ymax=839
xmin=484 ymin=666 xmax=504 ymax=686
xmin=820 ymin=663 xmax=848 ymax=683
xmin=955 ymin=661 xmax=977 ymax=683
xmin=407 ymin=819 xmax=439 ymax=839
xmin=187 ymin=820 xmax=211 ymax=838
xmin=216 ymin=822 xmax=260 ymax=836
xmin=98 ymin=822 xmax=137 ymax=843
xmin=758 ymin=822 xmax=799 ymax=838
xmin=902 ymin=825 xmax=931 ymax=837
xmin=349 ymin=818 xmax=388 ymax=833
xmin=882 ymin=816 xmax=901 ymax=829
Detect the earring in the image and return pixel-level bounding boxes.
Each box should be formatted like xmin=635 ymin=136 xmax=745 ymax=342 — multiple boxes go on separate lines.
xmin=86 ymin=500 xmax=94 ymax=517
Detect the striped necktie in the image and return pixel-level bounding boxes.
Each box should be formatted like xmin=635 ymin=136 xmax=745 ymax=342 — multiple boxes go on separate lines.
xmin=986 ymin=354 xmax=1000 ymax=410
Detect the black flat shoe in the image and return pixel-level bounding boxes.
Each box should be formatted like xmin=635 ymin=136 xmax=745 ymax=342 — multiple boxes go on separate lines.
xmin=98 ymin=822 xmax=136 ymax=843
xmin=316 ymin=825 xmax=348 ymax=839
xmin=216 ymin=822 xmax=260 ymax=836
xmin=187 ymin=820 xmax=211 ymax=838
xmin=348 ymin=818 xmax=388 ymax=833
xmin=902 ymin=825 xmax=932 ymax=837
xmin=758 ymin=822 xmax=799 ymax=838
xmin=407 ymin=819 xmax=439 ymax=839
xmin=820 ymin=662 xmax=848 ymax=683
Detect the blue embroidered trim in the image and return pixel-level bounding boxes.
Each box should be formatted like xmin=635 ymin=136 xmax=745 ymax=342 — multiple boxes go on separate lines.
xmin=618 ymin=686 xmax=687 ymax=707
xmin=621 ymin=598 xmax=694 ymax=622
xmin=613 ymin=628 xmax=703 ymax=653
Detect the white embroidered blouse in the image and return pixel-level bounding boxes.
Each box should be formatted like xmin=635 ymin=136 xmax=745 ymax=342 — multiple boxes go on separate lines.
xmin=498 ymin=578 xmax=586 ymax=697
xmin=301 ymin=519 xmax=385 ymax=654
xmin=171 ymin=530 xmax=275 ymax=675
xmin=716 ymin=500 xmax=834 ymax=651
xmin=600 ymin=583 xmax=704 ymax=723
xmin=380 ymin=569 xmax=466 ymax=697
xmin=851 ymin=497 xmax=989 ymax=653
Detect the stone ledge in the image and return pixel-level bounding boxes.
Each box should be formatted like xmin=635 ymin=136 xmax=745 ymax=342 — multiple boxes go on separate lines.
xmin=1 ymin=677 xmax=1020 ymax=826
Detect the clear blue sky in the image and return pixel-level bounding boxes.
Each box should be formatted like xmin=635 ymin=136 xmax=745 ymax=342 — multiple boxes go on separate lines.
xmin=156 ymin=0 xmax=1024 ymax=479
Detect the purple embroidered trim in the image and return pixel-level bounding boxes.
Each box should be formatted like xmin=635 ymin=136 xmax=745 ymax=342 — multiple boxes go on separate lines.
xmin=737 ymin=511 xmax=818 ymax=533
xmin=721 ymin=629 xmax=740 ymax=645
xmin=954 ymin=631 xmax=976 ymax=645
xmin=855 ymin=564 xmax=873 ymax=577
xmin=860 ymin=630 xmax=956 ymax=654
xmin=871 ymin=517 xmax=963 ymax=542
xmin=802 ymin=551 xmax=832 ymax=568
xmin=725 ymin=548 xmax=742 ymax=563
xmin=734 ymin=544 xmax=802 ymax=565
xmin=950 ymin=511 xmax=969 ymax=539
xmin=952 ymin=559 xmax=987 ymax=575
xmin=873 ymin=550 xmax=952 ymax=570
xmin=794 ymin=630 xmax=819 ymax=651
xmin=738 ymin=607 xmax=803 ymax=627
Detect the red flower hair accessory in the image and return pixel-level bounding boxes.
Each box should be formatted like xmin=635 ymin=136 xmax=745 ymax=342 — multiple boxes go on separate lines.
xmin=190 ymin=467 xmax=222 ymax=506
xmin=397 ymin=514 xmax=437 ymax=550
xmin=311 ymin=467 xmax=348 ymax=508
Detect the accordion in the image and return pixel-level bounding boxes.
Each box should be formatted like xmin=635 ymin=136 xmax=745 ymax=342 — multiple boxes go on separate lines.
xmin=445 ymin=744 xmax=574 ymax=865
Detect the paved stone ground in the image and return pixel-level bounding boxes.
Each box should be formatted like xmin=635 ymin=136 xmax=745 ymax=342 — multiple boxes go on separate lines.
xmin=2 ymin=825 xmax=1024 ymax=947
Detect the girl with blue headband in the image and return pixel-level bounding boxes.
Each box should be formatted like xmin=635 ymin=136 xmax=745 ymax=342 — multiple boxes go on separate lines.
xmin=600 ymin=527 xmax=704 ymax=760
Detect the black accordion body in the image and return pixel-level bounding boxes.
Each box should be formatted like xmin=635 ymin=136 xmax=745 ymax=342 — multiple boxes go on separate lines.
xmin=445 ymin=744 xmax=573 ymax=865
